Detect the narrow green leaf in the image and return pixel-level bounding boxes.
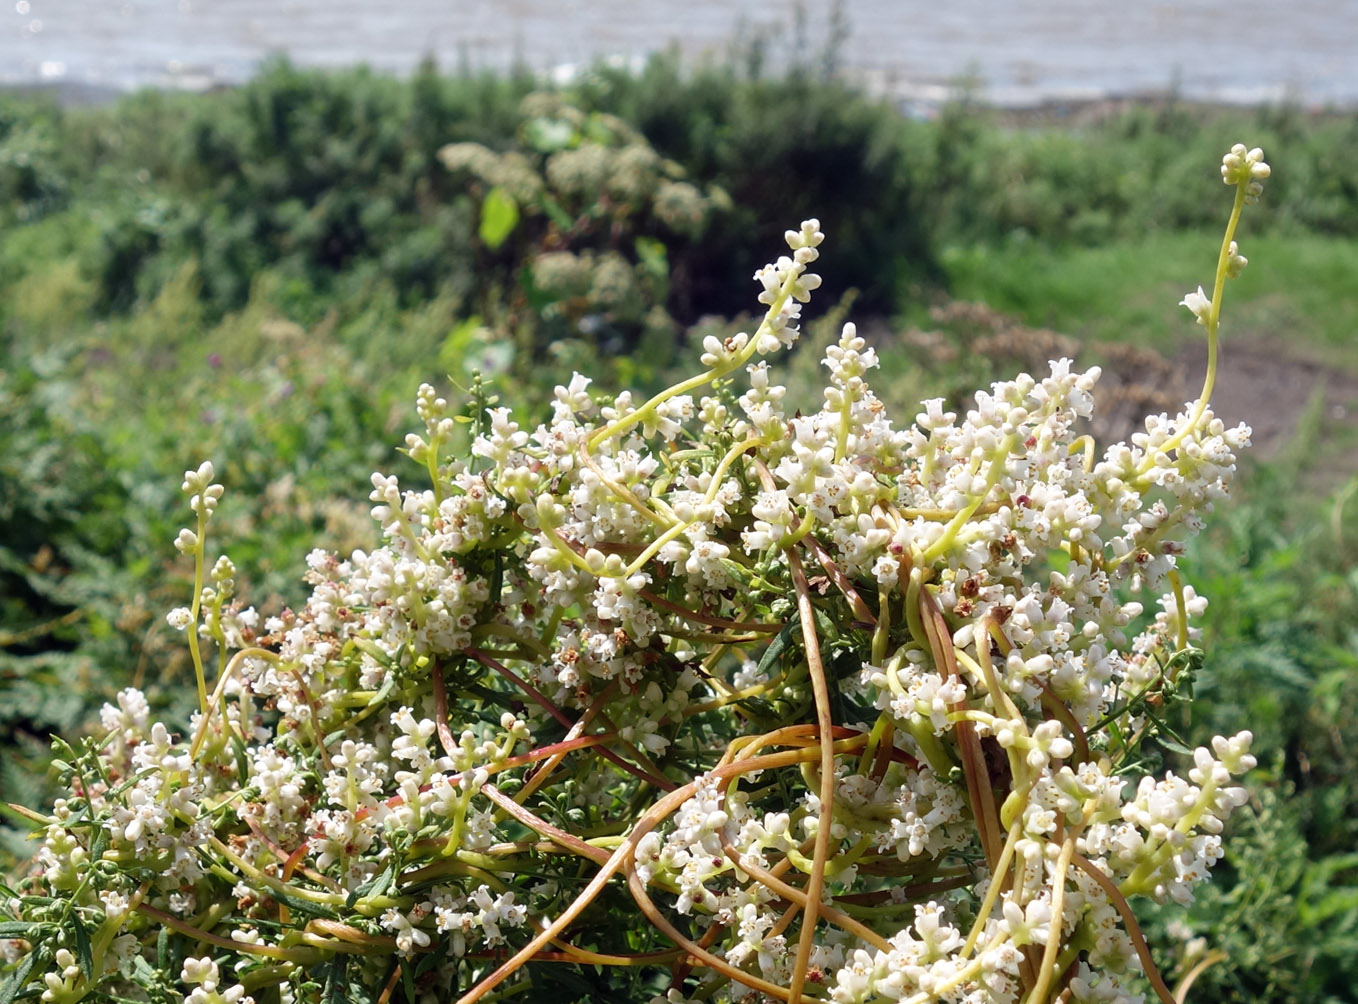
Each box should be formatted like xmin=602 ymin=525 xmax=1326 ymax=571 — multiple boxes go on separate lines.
xmin=156 ymin=926 xmax=169 ymax=974
xmin=346 ymin=858 xmax=396 ymax=909
xmin=754 ymin=619 xmax=797 ymax=680
xmin=539 ymin=192 xmax=574 ymax=231
xmin=269 ymin=886 xmax=340 ymax=921
xmin=320 ymin=956 xmax=350 ymax=1004
xmin=72 ymin=915 xmax=94 ymax=981
xmin=88 ymin=827 xmax=108 ymax=864
xmin=400 ymin=961 xmax=416 ymax=1004
xmin=0 ymin=950 xmax=36 ymax=1004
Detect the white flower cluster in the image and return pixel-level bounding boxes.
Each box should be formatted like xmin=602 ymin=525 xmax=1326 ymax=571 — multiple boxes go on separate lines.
xmin=179 ymin=957 xmax=254 ymax=1004
xmin=8 ymin=145 xmax=1271 ymax=1004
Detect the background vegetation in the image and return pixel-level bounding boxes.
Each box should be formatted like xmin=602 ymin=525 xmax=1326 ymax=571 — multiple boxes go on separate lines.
xmin=2 ymin=53 xmax=1357 ymax=1002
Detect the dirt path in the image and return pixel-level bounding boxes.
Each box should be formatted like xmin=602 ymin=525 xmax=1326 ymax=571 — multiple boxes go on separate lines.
xmin=885 ymin=303 xmax=1358 ymax=484
xmin=1178 ymin=337 xmax=1358 ymax=471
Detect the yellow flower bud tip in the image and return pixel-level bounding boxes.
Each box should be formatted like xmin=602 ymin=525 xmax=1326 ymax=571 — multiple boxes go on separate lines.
xmin=1221 ymin=143 xmax=1269 ymax=188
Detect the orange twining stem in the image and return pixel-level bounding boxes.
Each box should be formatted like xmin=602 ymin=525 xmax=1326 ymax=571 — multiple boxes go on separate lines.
xmin=639 ymin=587 xmax=781 ymax=633
xmin=921 ymin=592 xmax=1004 ymax=874
xmin=456 ymin=739 xmax=869 ymax=1004
xmin=1070 ymin=852 xmax=1177 ymax=1004
xmin=375 ymin=962 xmax=402 ymax=1004
xmin=464 ymin=647 xmax=676 ymax=790
xmin=786 ymin=546 xmax=836 ymax=1004
xmin=625 ymin=866 xmax=797 ymax=1002
xmin=804 ymin=535 xmax=877 ymax=626
xmin=267 ymin=731 xmax=627 ymax=884
xmin=717 ymin=829 xmax=891 ymax=952
xmin=481 ymin=783 xmax=611 ymax=866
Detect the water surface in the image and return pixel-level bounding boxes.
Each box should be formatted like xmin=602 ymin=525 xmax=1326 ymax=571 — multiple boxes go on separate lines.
xmin=4 ymin=1 xmax=1355 ymax=107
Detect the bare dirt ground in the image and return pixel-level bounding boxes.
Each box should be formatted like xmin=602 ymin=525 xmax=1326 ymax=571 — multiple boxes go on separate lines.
xmin=1178 ymin=336 xmax=1358 ymax=468
xmin=885 ymin=303 xmax=1358 ymax=484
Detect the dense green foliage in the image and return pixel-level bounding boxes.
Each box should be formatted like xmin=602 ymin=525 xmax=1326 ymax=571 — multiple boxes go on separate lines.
xmin=2 ymin=56 xmax=1357 ymax=1001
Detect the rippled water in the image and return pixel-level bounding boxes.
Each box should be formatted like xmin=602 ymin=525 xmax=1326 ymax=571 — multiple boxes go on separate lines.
xmin=4 ymin=0 xmax=1357 ymax=108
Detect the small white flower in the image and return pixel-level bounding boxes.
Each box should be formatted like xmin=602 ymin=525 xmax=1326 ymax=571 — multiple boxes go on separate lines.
xmin=1179 ymin=286 xmax=1212 ymax=326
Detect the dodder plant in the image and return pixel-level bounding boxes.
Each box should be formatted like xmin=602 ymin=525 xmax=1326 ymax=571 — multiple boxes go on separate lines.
xmin=3 ymin=145 xmax=1272 ymax=1004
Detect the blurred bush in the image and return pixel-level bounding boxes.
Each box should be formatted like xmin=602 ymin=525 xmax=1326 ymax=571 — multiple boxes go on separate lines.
xmin=568 ymin=52 xmax=938 ymax=316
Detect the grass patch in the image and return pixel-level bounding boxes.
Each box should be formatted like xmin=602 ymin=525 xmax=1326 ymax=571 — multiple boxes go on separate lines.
xmin=940 ymin=231 xmax=1358 ymax=368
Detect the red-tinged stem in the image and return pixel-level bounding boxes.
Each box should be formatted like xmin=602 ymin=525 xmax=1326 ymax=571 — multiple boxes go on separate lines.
xmin=431 ymin=659 xmax=461 ymax=761
xmin=461 ymin=945 xmax=686 ymax=965
xmin=456 ymin=741 xmax=869 ymax=1004
xmin=455 ymin=778 xmax=702 ymax=1004
xmin=242 ymin=815 xmax=338 ymax=892
xmin=288 ymin=667 xmax=332 ymax=773
xmin=481 ymin=783 xmax=611 ymax=866
xmin=134 ymin=903 xmax=309 ymax=961
xmin=307 ymin=919 xmax=385 ymax=945
xmin=668 ymin=911 xmax=728 ymax=988
xmin=717 ymin=829 xmax=890 ymax=952
xmin=805 ymin=536 xmax=877 ymax=626
xmin=375 ymin=962 xmax=402 ymax=1004
xmin=625 ymin=866 xmax=796 ymax=1002
xmin=922 ymin=593 xmax=1002 ymax=874
xmin=464 ymin=647 xmax=675 ymax=790
xmin=987 ymin=618 xmax=1091 ymax=768
xmin=639 ymin=588 xmax=780 ymax=633
xmin=1038 ymin=682 xmax=1090 ymax=766
xmin=1070 ymin=852 xmax=1177 ymax=1004
xmin=786 ymin=546 xmax=836 ymax=1004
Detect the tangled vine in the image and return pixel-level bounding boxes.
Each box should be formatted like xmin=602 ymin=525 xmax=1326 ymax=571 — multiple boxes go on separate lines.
xmin=3 ymin=144 xmax=1272 ymax=1004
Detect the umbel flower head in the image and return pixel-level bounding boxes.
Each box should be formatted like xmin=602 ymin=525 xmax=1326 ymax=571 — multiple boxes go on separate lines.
xmin=4 ymin=146 xmax=1268 ymax=1004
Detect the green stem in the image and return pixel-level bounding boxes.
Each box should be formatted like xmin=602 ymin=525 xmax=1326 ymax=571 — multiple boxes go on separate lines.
xmin=920 ymin=435 xmax=1018 ymax=565
xmin=585 ymin=263 xmax=801 ymax=454
xmin=1137 ymin=180 xmax=1248 ymax=474
xmin=187 ymin=509 xmax=210 ymax=715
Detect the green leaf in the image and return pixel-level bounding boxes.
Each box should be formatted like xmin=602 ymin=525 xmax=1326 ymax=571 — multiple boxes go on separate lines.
xmin=88 ymin=826 xmax=108 ymax=864
xmin=269 ymin=886 xmax=340 ymax=921
xmin=478 ymin=187 xmax=520 ymax=251
xmin=754 ymin=619 xmax=798 ymax=681
xmin=345 ymin=858 xmax=397 ymax=909
xmin=399 ymin=961 xmax=416 ymax=1004
xmin=634 ymin=237 xmax=668 ymax=280
xmin=0 ymin=949 xmax=36 ymax=1004
xmin=539 ymin=192 xmax=574 ymax=231
xmin=72 ymin=915 xmax=94 ymax=980
xmin=320 ymin=956 xmax=350 ymax=1004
